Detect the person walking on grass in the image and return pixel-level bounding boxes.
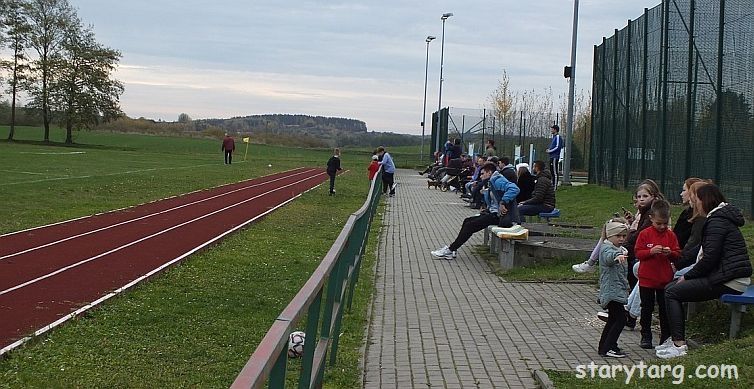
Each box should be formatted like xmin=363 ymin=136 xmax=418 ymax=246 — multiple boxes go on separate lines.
xmin=377 ymin=146 xmax=396 ymax=197
xmin=326 ymin=148 xmax=343 ymax=195
xmin=222 ymin=133 xmax=235 ymax=164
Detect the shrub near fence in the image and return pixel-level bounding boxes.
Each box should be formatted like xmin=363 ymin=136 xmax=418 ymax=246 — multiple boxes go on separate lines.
xmin=231 ymin=170 xmax=383 ymax=388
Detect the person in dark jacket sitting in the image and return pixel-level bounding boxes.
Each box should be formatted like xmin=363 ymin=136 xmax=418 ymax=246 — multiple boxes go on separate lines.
xmin=517 ymin=160 xmax=556 ymax=218
xmin=658 ymin=184 xmax=752 ymax=359
xmin=515 ymin=163 xmax=536 ymax=203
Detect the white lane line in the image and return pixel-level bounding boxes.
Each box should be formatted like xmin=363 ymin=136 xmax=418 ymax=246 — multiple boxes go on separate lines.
xmin=0 ymin=167 xmax=308 ymax=238
xmin=0 ymin=168 xmax=318 ymax=260
xmin=0 ymin=171 xmax=327 ymax=297
xmin=0 ymin=184 xmax=319 ymax=357
xmin=0 ymin=160 xmax=251 ymax=186
xmin=0 ymin=169 xmax=49 ymax=176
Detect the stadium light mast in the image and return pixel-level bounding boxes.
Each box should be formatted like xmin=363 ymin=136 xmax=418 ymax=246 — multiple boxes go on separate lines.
xmin=435 ymin=12 xmax=453 ymax=155
xmin=563 ymin=0 xmax=579 ymax=186
xmin=421 ymin=35 xmax=436 ymax=164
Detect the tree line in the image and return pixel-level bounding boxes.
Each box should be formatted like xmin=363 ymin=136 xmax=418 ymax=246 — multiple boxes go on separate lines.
xmin=0 ymin=0 xmax=123 ymax=144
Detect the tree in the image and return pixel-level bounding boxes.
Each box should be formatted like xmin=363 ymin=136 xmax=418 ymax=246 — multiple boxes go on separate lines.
xmin=1 ymin=0 xmax=32 ymax=141
xmin=24 ymin=0 xmax=75 ymax=142
xmin=177 ymin=112 xmax=192 ymax=123
xmin=489 ymin=69 xmax=514 ymax=141
xmin=49 ymin=19 xmax=123 ymax=144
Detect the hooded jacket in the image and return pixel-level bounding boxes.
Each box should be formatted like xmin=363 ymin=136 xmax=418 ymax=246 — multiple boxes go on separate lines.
xmin=684 ymin=203 xmax=752 ymax=285
xmin=483 ymin=171 xmax=519 ymax=214
xmin=521 ymin=169 xmax=556 ymax=208
xmin=599 ymin=239 xmax=629 ymax=308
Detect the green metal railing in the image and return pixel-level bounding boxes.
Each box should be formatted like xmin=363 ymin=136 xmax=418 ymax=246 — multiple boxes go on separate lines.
xmin=231 ymin=170 xmax=383 ymax=389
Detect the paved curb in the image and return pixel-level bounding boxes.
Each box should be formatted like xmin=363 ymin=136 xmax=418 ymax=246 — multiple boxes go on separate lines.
xmin=533 ymin=369 xmax=555 ymax=389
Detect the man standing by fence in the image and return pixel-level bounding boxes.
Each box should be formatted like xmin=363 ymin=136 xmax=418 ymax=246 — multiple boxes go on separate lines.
xmin=377 ymin=146 xmax=396 ymax=197
xmin=546 ymin=124 xmax=563 ymax=188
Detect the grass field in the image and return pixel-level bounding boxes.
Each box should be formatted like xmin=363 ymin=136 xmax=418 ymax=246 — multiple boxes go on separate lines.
xmin=0 ymin=127 xmax=379 ymax=387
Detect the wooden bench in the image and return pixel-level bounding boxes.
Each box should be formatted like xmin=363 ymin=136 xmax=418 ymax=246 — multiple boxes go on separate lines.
xmin=721 ymin=285 xmax=754 ymax=339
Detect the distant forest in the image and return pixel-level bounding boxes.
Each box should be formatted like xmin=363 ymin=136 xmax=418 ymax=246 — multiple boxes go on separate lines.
xmin=0 ymin=102 xmax=420 ymax=148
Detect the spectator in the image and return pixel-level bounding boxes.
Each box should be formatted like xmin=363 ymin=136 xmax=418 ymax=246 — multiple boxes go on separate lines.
xmin=597 ymin=219 xmax=630 ymax=358
xmin=431 ymin=162 xmax=519 ymax=260
xmin=515 ymin=163 xmax=536 ymax=203
xmin=367 ymin=154 xmax=379 ymax=181
xmin=377 ymin=146 xmax=396 ymax=197
xmin=221 ymin=133 xmax=235 ymax=164
xmin=635 ymin=199 xmax=680 ymax=349
xmin=546 ymin=124 xmax=563 ymax=188
xmin=659 ymin=184 xmax=752 ymax=359
xmin=485 ymin=139 xmax=497 ymax=157
xmin=518 ymin=160 xmax=556 ymax=219
xmin=498 ymin=157 xmax=518 ymax=184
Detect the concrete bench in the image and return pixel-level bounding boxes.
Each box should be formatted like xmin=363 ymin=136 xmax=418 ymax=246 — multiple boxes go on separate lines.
xmin=721 ymin=285 xmax=754 ymax=339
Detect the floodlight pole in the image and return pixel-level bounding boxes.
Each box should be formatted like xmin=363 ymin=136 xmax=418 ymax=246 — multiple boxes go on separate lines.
xmin=435 ymin=12 xmax=452 ymax=155
xmin=421 ymin=36 xmax=436 ymax=164
xmin=563 ymin=0 xmax=579 ymax=186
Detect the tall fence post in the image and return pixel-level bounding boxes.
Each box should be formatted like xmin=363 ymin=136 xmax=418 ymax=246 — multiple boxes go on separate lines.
xmin=610 ymin=28 xmax=618 ymax=189
xmin=659 ymin=0 xmax=670 ymax=193
xmin=685 ymin=0 xmax=696 ymax=180
xmin=715 ymin=0 xmax=725 ymax=185
xmin=624 ymin=20 xmax=633 ymax=190
xmin=600 ymin=37 xmax=607 ymax=185
xmin=641 ymin=8 xmax=649 ymax=179
xmin=589 ymin=45 xmax=598 ymax=184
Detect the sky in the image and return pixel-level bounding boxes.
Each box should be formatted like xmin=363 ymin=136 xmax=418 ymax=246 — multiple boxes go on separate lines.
xmin=68 ymin=0 xmax=661 ymax=135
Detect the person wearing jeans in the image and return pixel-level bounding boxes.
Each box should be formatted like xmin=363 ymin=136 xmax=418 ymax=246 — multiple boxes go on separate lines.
xmin=659 ymin=184 xmax=752 ymax=359
xmin=517 ymin=160 xmax=555 ymax=221
xmin=377 ymin=146 xmax=396 ymax=197
xmin=431 ymin=163 xmax=519 ymax=260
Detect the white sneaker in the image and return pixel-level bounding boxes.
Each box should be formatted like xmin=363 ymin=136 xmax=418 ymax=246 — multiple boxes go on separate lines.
xmin=596 ymin=311 xmax=609 ymax=322
xmin=656 ymin=344 xmax=687 ymax=359
xmin=572 ymin=260 xmax=596 ymax=273
xmin=654 ymin=338 xmax=674 ymax=351
xmin=431 ymin=246 xmax=456 ymax=260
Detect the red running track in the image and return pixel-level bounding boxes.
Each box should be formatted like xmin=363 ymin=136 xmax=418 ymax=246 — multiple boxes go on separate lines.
xmin=0 ymin=167 xmax=328 ymax=354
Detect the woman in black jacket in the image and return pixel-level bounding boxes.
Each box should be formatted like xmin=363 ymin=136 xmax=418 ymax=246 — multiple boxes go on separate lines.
xmin=658 ymin=184 xmax=752 ymax=359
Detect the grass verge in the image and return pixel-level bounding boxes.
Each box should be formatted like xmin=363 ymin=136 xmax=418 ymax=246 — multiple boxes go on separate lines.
xmin=0 ymin=128 xmax=380 ymax=388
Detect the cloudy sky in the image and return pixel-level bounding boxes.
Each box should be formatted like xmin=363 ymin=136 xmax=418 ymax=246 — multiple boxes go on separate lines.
xmin=69 ymin=0 xmax=660 ymax=134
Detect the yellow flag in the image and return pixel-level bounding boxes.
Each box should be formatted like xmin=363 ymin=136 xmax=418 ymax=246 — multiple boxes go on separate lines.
xmin=242 ymin=137 xmax=250 ymax=143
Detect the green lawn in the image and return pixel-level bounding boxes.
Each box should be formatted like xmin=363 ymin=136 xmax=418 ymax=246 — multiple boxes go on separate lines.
xmin=0 ymin=127 xmax=378 ymax=388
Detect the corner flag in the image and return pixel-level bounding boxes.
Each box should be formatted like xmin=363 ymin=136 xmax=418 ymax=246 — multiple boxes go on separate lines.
xmin=242 ymin=137 xmax=250 ymax=143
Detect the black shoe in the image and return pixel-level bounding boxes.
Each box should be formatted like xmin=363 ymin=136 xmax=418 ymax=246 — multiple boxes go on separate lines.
xmin=469 ymin=203 xmax=481 ymax=209
xmin=640 ymin=333 xmax=653 ymax=349
xmin=625 ymin=313 xmax=636 ymax=330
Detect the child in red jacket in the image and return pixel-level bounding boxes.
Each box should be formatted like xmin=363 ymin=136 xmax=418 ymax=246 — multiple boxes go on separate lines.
xmin=367 ymin=155 xmax=379 ymax=181
xmin=635 ymin=199 xmax=680 ymax=349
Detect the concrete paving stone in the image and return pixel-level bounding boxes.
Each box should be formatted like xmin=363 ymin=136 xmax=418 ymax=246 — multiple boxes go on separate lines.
xmin=364 ymin=170 xmax=629 ymax=388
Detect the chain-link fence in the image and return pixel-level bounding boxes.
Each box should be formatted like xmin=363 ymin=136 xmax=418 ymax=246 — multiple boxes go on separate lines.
xmin=430 ymin=107 xmax=562 ymax=164
xmin=591 ymin=0 xmax=754 ymax=214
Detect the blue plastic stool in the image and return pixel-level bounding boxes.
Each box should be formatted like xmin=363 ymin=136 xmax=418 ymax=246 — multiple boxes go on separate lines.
xmin=538 ymin=208 xmax=561 ymax=222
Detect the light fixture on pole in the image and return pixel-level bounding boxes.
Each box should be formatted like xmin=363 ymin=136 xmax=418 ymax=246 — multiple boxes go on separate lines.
xmin=435 ymin=12 xmax=453 ymax=155
xmin=563 ymin=0 xmax=579 ymax=186
xmin=420 ymin=35 xmax=436 ymax=164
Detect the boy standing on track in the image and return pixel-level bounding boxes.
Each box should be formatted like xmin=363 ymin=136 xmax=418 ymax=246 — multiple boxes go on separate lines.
xmin=326 ymin=148 xmax=343 ymax=195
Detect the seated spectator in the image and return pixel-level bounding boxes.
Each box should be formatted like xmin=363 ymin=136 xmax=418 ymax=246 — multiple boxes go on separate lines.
xmin=659 ymin=184 xmax=752 ymax=359
xmin=516 ymin=163 xmax=535 ymax=203
xmin=498 ymin=156 xmax=518 ymax=184
xmin=463 ymin=155 xmax=486 ymax=198
xmin=518 ymin=160 xmax=556 ymax=218
xmin=431 ymin=162 xmax=519 ymax=259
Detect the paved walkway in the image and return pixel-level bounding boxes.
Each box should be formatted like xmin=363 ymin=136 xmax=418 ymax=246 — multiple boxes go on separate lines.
xmin=363 ymin=169 xmax=655 ymax=388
